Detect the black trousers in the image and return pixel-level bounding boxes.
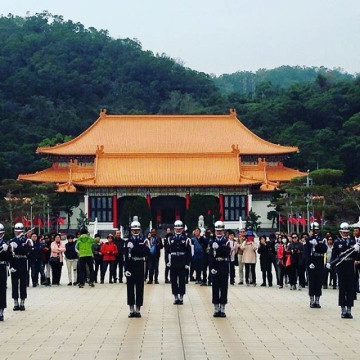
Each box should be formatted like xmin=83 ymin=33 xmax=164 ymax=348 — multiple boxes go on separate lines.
xmin=51 ymin=261 xmax=63 ymax=285
xmin=94 ymin=258 xmax=103 ymax=282
xmin=230 ymin=261 xmax=236 ymax=284
xmin=0 ymin=264 xmax=7 ymax=308
xmin=245 ymin=263 xmax=256 ymax=284
xmin=127 ymin=260 xmax=145 ymax=306
xmin=114 ymin=255 xmax=124 ymax=282
xmin=78 ymin=256 xmax=95 ymax=285
xmin=11 ymin=259 xmax=28 ymax=300
xmin=337 ymin=261 xmax=355 ymax=307
xmin=212 ymin=268 xmax=229 ymax=304
xmin=308 ymin=264 xmax=324 ymax=297
xmin=148 ymin=254 xmax=160 ymax=282
xmin=171 ymin=266 xmax=186 ymax=296
xmin=102 ymin=261 xmax=115 ymax=282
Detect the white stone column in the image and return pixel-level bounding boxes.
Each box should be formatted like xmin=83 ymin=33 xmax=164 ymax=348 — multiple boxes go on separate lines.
xmin=84 ymin=194 xmax=89 ymax=218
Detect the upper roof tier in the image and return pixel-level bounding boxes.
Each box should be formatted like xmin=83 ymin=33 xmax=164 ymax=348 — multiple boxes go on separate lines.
xmin=37 ymin=109 xmax=298 ymax=156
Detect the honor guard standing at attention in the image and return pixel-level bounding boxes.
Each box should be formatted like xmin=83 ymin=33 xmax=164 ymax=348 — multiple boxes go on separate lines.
xmin=209 ymin=221 xmax=231 ymax=317
xmin=9 ymin=223 xmax=33 ymax=311
xmin=167 ymin=220 xmax=191 ymax=305
xmin=125 ymin=220 xmax=150 ymax=318
xmin=305 ymin=222 xmax=327 ymax=309
xmin=329 ymin=222 xmax=360 ymax=319
xmin=0 ymin=223 xmax=12 ymax=321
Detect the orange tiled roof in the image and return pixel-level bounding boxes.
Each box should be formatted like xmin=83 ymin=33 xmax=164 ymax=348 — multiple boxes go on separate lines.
xmin=240 ymin=161 xmax=307 ymax=184
xmin=72 ymin=153 xmax=261 ymax=187
xmin=37 ymin=109 xmax=298 ymax=156
xmin=18 ymin=154 xmax=305 ymax=189
xmin=18 ymin=162 xmax=94 ymax=183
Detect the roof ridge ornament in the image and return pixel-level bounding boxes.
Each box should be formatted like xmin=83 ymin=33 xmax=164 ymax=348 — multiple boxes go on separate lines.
xmin=96 ymin=145 xmax=104 ymax=156
xmin=231 ymin=144 xmax=240 ymax=154
xmin=99 ymin=108 xmax=107 ymax=118
xmin=229 ymin=108 xmax=237 ymax=118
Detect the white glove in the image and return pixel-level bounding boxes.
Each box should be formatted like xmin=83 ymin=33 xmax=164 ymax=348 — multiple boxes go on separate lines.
xmin=167 ymin=262 xmax=171 ymax=267
xmin=212 ymin=242 xmax=219 ymax=249
xmin=125 ymin=271 xmax=131 ymax=277
xmin=310 ymin=239 xmax=317 ymax=246
xmin=1 ymin=243 xmax=9 ymax=251
xmin=309 ymin=263 xmax=315 ymax=269
xmin=325 ymin=263 xmax=331 ymax=269
xmin=353 ymin=243 xmax=360 ymax=252
xmin=211 ymin=269 xmax=217 ymax=275
xmin=10 ymin=267 xmax=16 ymax=273
xmin=127 ymin=242 xmax=134 ymax=249
xmin=27 ymin=239 xmax=34 ymax=247
xmin=185 ymin=265 xmax=190 ymax=270
xmin=10 ymin=242 xmax=18 ymax=250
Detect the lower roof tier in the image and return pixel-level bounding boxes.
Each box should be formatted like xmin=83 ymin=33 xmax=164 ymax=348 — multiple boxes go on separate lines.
xmin=18 ymin=155 xmax=306 ymax=190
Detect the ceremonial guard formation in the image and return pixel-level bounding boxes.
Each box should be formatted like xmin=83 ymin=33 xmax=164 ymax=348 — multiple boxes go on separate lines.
xmin=209 ymin=221 xmax=231 ymax=317
xmin=167 ymin=220 xmax=191 ymax=305
xmin=0 ymin=223 xmax=12 ymax=321
xmin=125 ymin=220 xmax=150 ymax=318
xmin=305 ymin=222 xmax=327 ymax=308
xmin=329 ymin=222 xmax=360 ymax=318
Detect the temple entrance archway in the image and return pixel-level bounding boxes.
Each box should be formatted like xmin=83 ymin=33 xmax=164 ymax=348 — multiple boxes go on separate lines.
xmin=151 ymin=196 xmax=185 ymax=229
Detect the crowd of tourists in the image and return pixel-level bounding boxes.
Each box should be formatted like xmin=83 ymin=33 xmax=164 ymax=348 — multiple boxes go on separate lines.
xmin=0 ymin=220 xmax=359 ymax=321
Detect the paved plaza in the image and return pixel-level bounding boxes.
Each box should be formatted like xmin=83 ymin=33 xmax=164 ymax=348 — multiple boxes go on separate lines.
xmin=1 ymin=264 xmax=360 ymax=360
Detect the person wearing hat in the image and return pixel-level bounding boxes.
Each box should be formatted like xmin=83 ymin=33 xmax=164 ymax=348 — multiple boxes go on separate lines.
xmin=9 ymin=223 xmax=33 ymax=311
xmin=0 ymin=223 xmax=12 ymax=321
xmin=329 ymin=222 xmax=360 ymax=318
xmin=125 ymin=220 xmax=150 ymax=318
xmin=210 ymin=221 xmax=231 ymax=317
xmin=167 ymin=220 xmax=192 ymax=305
xmin=100 ymin=234 xmax=118 ymax=283
xmin=305 ymin=222 xmax=327 ymax=309
xmin=64 ymin=234 xmax=78 ymax=286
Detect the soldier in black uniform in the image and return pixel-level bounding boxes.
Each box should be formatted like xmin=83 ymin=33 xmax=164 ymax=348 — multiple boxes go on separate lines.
xmin=329 ymin=222 xmax=360 ymax=318
xmin=0 ymin=223 xmax=12 ymax=321
xmin=125 ymin=220 xmax=150 ymax=318
xmin=167 ymin=220 xmax=191 ymax=305
xmin=305 ymin=222 xmax=327 ymax=308
xmin=209 ymin=221 xmax=231 ymax=317
xmin=9 ymin=223 xmax=33 ymax=311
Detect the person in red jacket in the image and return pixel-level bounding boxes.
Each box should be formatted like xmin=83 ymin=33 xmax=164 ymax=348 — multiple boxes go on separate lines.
xmin=100 ymin=234 xmax=118 ymax=284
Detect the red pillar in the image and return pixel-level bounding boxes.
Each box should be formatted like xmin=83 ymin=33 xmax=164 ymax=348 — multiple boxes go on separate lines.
xmin=146 ymin=194 xmax=151 ymax=208
xmin=219 ymin=194 xmax=224 ymax=221
xmin=112 ymin=195 xmax=118 ymax=229
xmin=156 ymin=207 xmax=162 ymax=224
xmin=175 ymin=207 xmax=181 ymax=220
xmin=185 ymin=193 xmax=190 ymax=210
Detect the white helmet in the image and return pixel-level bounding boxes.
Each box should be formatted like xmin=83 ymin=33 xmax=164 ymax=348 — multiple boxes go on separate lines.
xmin=130 ymin=220 xmax=141 ymax=230
xmin=339 ymin=222 xmax=350 ymax=232
xmin=214 ymin=221 xmax=225 ymax=231
xmin=310 ymin=222 xmax=320 ymax=230
xmin=14 ymin=222 xmax=24 ymax=232
xmin=0 ymin=223 xmax=4 ymax=234
xmin=174 ymin=220 xmax=184 ymax=229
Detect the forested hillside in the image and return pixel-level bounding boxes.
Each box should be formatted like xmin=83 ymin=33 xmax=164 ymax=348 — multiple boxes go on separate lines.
xmin=213 ymin=65 xmax=354 ymax=94
xmin=0 ymin=13 xmax=359 ymax=185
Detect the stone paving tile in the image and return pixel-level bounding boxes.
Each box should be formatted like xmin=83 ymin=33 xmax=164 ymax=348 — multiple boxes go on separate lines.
xmin=1 ymin=264 xmax=360 ymax=359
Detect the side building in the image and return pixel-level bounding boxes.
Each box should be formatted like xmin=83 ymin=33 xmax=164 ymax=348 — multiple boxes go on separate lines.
xmin=18 ymin=109 xmax=306 ymax=231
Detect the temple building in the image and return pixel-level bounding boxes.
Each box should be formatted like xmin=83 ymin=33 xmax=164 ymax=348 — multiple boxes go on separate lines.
xmin=18 ymin=109 xmax=306 ymax=231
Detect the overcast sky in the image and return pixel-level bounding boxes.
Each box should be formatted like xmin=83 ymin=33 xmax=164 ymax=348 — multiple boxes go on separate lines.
xmin=2 ymin=0 xmax=360 ymax=75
